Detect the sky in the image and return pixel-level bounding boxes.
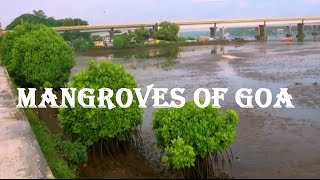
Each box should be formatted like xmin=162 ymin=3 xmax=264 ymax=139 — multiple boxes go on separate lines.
xmin=0 ymin=0 xmax=320 ymax=28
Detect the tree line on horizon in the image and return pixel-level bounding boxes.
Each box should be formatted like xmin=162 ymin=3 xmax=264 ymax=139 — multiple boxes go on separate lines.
xmin=5 ymin=10 xmax=88 ymax=30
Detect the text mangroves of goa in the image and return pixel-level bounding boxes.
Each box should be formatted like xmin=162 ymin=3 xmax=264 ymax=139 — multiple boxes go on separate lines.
xmin=16 ymin=84 xmax=295 ymax=109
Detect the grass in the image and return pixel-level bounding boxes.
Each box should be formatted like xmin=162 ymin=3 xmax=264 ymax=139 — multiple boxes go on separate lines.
xmin=24 ymin=108 xmax=77 ymax=179
xmin=7 ymin=78 xmax=77 ymax=179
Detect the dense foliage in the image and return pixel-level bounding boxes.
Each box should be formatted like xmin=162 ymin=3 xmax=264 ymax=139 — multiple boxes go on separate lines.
xmin=24 ymin=109 xmax=77 ymax=179
xmin=59 ymin=141 xmax=88 ymax=165
xmin=129 ymin=27 xmax=150 ymax=44
xmin=6 ymin=10 xmax=88 ymax=30
xmin=153 ymin=100 xmax=239 ymax=178
xmin=59 ymin=61 xmax=143 ymax=147
xmin=155 ymin=21 xmax=180 ymax=41
xmin=113 ymin=34 xmax=130 ymax=49
xmin=162 ymin=137 xmax=196 ymax=170
xmin=61 ymin=31 xmax=91 ymax=42
xmin=7 ymin=23 xmax=74 ymax=88
xmin=71 ymin=37 xmax=95 ymax=52
xmin=0 ymin=23 xmax=42 ymax=69
xmin=5 ymin=10 xmax=92 ymax=51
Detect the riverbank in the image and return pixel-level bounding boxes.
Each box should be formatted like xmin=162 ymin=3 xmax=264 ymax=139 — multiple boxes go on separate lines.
xmin=0 ymin=65 xmax=53 ymax=179
xmin=73 ymin=41 xmax=320 ymax=178
xmin=78 ymin=39 xmax=257 ymax=56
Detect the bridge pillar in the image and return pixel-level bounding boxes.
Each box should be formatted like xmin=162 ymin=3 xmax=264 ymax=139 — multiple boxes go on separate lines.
xmin=150 ymin=23 xmax=159 ymax=39
xmin=153 ymin=23 xmax=159 ymax=32
xmin=149 ymin=28 xmax=155 ymax=38
xmin=286 ymin=25 xmax=292 ymax=37
xmin=255 ymin=26 xmax=260 ymax=40
xmin=296 ymin=23 xmax=305 ymax=42
xmin=109 ymin=27 xmax=114 ymax=44
xmin=258 ymin=24 xmax=267 ymax=42
xmin=312 ymin=25 xmax=318 ymax=41
xmin=219 ymin=27 xmax=225 ymax=40
xmin=210 ymin=27 xmax=217 ymax=39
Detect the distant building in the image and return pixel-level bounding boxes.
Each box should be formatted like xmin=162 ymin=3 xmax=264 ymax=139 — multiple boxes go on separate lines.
xmin=94 ymin=41 xmax=105 ymax=48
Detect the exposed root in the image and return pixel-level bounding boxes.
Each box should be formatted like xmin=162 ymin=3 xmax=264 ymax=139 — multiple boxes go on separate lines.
xmin=169 ymin=149 xmax=234 ymax=179
xmin=88 ymin=129 xmax=143 ymax=162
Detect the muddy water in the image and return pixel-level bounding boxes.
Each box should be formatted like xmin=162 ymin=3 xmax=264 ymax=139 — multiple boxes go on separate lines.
xmin=68 ymin=42 xmax=320 ymax=178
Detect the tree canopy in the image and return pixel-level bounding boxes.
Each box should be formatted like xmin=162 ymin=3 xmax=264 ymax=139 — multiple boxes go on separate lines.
xmin=155 ymin=21 xmax=180 ymax=41
xmin=5 ymin=10 xmax=88 ymax=30
xmin=4 ymin=23 xmax=75 ymax=88
xmin=129 ymin=27 xmax=150 ymax=44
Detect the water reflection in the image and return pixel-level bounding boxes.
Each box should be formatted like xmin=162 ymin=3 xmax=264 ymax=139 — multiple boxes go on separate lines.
xmin=75 ymin=46 xmax=181 ymax=72
xmin=211 ymin=45 xmax=225 ymax=54
xmin=104 ymin=46 xmax=180 ymax=60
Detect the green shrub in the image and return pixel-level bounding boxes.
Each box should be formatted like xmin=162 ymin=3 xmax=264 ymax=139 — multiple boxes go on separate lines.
xmin=155 ymin=21 xmax=180 ymax=42
xmin=24 ymin=109 xmax=77 ymax=179
xmin=59 ymin=61 xmax=143 ymax=148
xmin=0 ymin=23 xmax=42 ymax=71
xmin=72 ymin=37 xmax=94 ymax=52
xmin=10 ymin=24 xmax=74 ymax=88
xmin=177 ymin=37 xmax=188 ymax=43
xmin=162 ymin=137 xmax=196 ymax=170
xmin=153 ymin=100 xmax=239 ymax=178
xmin=59 ymin=141 xmax=88 ymax=165
xmin=113 ymin=34 xmax=129 ymax=49
xmin=157 ymin=40 xmax=169 ymax=46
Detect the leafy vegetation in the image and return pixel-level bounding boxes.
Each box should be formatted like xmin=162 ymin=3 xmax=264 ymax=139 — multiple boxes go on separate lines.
xmin=162 ymin=137 xmax=196 ymax=170
xmin=155 ymin=21 xmax=180 ymax=41
xmin=24 ymin=109 xmax=77 ymax=179
xmin=153 ymin=100 xmax=239 ymax=178
xmin=0 ymin=23 xmax=42 ymax=69
xmin=6 ymin=10 xmax=88 ymax=30
xmin=61 ymin=31 xmax=91 ymax=42
xmin=58 ymin=141 xmax=88 ymax=165
xmin=59 ymin=61 xmax=143 ymax=152
xmin=129 ymin=27 xmax=150 ymax=44
xmin=5 ymin=10 xmax=93 ymax=52
xmin=110 ymin=22 xmax=181 ymax=49
xmin=113 ymin=34 xmax=130 ymax=49
xmin=8 ymin=23 xmax=74 ymax=88
xmin=71 ymin=37 xmax=95 ymax=52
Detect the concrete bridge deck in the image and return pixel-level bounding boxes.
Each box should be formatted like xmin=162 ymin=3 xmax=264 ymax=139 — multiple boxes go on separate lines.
xmin=2 ymin=16 xmax=320 ymax=35
xmin=0 ymin=65 xmax=53 ymax=179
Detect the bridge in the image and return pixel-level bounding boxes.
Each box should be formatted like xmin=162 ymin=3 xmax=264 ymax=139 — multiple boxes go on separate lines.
xmin=1 ymin=16 xmax=320 ymax=41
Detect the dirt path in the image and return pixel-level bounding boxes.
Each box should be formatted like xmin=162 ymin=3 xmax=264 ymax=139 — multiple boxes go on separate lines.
xmin=0 ymin=65 xmax=53 ymax=178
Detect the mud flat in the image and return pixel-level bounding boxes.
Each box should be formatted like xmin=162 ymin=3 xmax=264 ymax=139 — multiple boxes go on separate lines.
xmin=36 ymin=42 xmax=320 ymax=178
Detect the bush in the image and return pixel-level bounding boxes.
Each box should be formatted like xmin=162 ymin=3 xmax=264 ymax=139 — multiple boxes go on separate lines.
xmin=59 ymin=61 xmax=143 ymax=149
xmin=155 ymin=21 xmax=180 ymax=42
xmin=0 ymin=23 xmax=42 ymax=70
xmin=177 ymin=37 xmax=188 ymax=43
xmin=59 ymin=141 xmax=88 ymax=165
xmin=153 ymin=100 xmax=239 ymax=178
xmin=162 ymin=137 xmax=196 ymax=170
xmin=129 ymin=27 xmax=150 ymax=44
xmin=113 ymin=34 xmax=129 ymax=49
xmin=72 ymin=38 xmax=94 ymax=52
xmin=9 ymin=23 xmax=75 ymax=88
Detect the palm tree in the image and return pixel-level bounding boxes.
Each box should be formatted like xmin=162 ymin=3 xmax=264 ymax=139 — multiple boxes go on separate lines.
xmin=33 ymin=10 xmax=47 ymax=19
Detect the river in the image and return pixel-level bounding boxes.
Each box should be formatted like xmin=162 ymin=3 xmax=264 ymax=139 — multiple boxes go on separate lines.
xmin=71 ymin=41 xmax=320 ymax=178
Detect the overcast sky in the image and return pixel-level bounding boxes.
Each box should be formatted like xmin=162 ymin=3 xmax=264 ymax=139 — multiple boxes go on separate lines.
xmin=1 ymin=0 xmax=320 ymax=27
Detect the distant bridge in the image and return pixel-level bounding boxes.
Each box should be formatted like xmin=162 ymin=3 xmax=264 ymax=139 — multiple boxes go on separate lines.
xmin=1 ymin=16 xmax=320 ymax=41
